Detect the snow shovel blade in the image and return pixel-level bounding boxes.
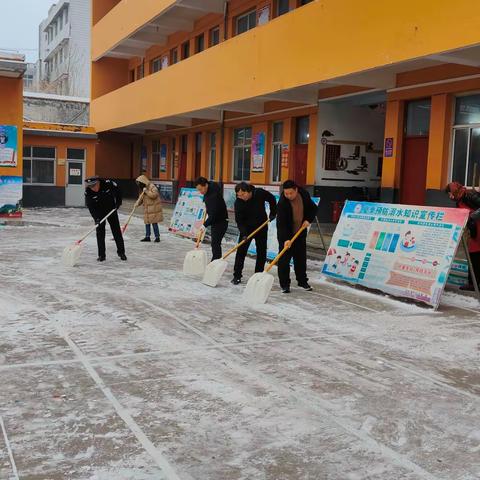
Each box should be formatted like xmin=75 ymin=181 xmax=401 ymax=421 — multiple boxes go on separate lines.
xmin=183 ymin=248 xmax=207 ymax=276
xmin=202 ymin=259 xmax=228 ymax=287
xmin=243 ymin=271 xmax=275 ymax=304
xmin=62 ymin=243 xmax=83 ymax=267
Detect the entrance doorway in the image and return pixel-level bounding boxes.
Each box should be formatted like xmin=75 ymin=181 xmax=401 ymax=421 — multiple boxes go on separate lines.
xmin=65 ymin=149 xmax=86 ymax=206
xmin=400 ymin=99 xmax=431 ymax=205
xmin=293 ymin=116 xmax=309 ymax=186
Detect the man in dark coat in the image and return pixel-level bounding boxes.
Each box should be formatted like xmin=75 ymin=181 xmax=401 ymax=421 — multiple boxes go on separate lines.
xmin=276 ymin=179 xmax=318 ymax=293
xmin=84 ymin=176 xmax=126 ymax=262
xmin=232 ymin=182 xmax=277 ymax=284
xmin=195 ymin=176 xmax=228 ymax=260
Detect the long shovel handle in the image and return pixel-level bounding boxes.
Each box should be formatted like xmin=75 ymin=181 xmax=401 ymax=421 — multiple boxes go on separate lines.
xmin=195 ymin=210 xmax=208 ymax=249
xmin=122 ymin=192 xmax=144 ymax=234
xmin=78 ymin=209 xmax=117 ymax=244
xmin=222 ymin=219 xmax=270 ymax=260
xmin=265 ymin=225 xmax=308 ymax=273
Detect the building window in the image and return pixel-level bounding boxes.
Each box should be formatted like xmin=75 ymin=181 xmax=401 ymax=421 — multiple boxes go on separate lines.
xmin=451 ymin=94 xmax=480 ymax=186
xmin=23 ymin=146 xmax=56 ymax=185
xmin=195 ymin=33 xmax=205 ymax=53
xmin=209 ymin=27 xmax=220 ymax=47
xmin=67 ymin=148 xmax=85 ymax=160
xmin=64 ymin=7 xmax=68 ymax=24
xmin=59 ymin=14 xmax=63 ymax=31
xmin=277 ymin=0 xmax=289 ymax=16
xmin=271 ymin=122 xmax=283 ymax=182
xmin=181 ymin=41 xmax=190 ymax=60
xmin=209 ymin=132 xmax=216 ymax=180
xmin=136 ymin=63 xmax=144 ymax=80
xmin=236 ymin=10 xmax=256 ymax=35
xmin=405 ymin=98 xmax=431 ymax=136
xmin=151 ymin=57 xmax=161 ymax=73
xmin=152 ymin=140 xmax=161 ymax=178
xmin=233 ymin=127 xmax=252 ymax=181
xmin=296 ymin=116 xmax=310 ymax=144
xmin=129 ymin=69 xmax=135 ymax=83
xmin=170 ymin=48 xmax=178 ymax=65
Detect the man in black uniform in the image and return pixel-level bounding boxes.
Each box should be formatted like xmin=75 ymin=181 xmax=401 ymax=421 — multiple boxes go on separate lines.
xmin=84 ymin=176 xmax=127 ymax=262
xmin=194 ymin=177 xmax=228 ymax=260
xmin=276 ymin=180 xmax=318 ymax=293
xmin=232 ymin=182 xmax=277 ymax=285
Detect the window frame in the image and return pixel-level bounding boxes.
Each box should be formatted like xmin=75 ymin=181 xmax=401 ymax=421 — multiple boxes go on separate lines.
xmin=271 ymin=121 xmax=283 ymax=183
xmin=209 ymin=26 xmax=220 ymax=47
xmin=236 ymin=9 xmax=257 ymax=35
xmin=232 ymin=127 xmax=252 ymax=181
xmin=23 ymin=146 xmax=57 ymax=186
xmin=152 ymin=140 xmax=161 ymax=179
xmin=151 ymin=57 xmax=162 ymax=74
xmin=195 ymin=33 xmax=205 ymax=53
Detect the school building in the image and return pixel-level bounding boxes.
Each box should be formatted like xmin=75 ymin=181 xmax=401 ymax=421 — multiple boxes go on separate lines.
xmin=91 ymin=0 xmax=480 ymax=221
xmin=0 ymin=51 xmax=97 ymax=217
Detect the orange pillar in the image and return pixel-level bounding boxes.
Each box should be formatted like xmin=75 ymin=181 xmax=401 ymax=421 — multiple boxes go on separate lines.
xmin=382 ymin=99 xmax=405 ymax=201
xmin=307 ymin=112 xmax=318 ymax=185
xmin=427 ymin=94 xmax=452 ymax=191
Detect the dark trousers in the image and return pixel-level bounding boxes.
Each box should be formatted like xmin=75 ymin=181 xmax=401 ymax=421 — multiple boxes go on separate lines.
xmin=233 ymin=228 xmax=268 ymax=279
xmin=277 ymin=231 xmax=308 ymax=288
xmin=96 ymin=211 xmax=125 ymax=257
xmin=210 ymin=220 xmax=228 ymax=260
xmin=145 ymin=223 xmax=160 ymax=238
xmin=468 ymin=251 xmax=480 ymax=287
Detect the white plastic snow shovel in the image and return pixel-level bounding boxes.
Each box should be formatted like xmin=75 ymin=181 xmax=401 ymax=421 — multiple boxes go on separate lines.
xmin=183 ymin=214 xmax=207 ymax=276
xmin=243 ymin=225 xmax=308 ymax=304
xmin=62 ymin=209 xmax=116 ymax=267
xmin=202 ymin=219 xmax=270 ymax=287
xmin=121 ymin=192 xmax=144 ymax=234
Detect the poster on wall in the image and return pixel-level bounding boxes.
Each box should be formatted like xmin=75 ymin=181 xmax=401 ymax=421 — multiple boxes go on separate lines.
xmin=252 ymin=132 xmax=265 ymax=172
xmin=169 ymin=187 xmax=206 ymax=238
xmin=160 ymin=144 xmax=167 ymax=172
xmin=141 ymin=145 xmax=147 ymax=173
xmin=322 ymin=201 xmax=469 ymax=308
xmin=0 ymin=126 xmax=18 ymax=167
xmin=281 ymin=144 xmax=289 ymax=168
xmin=247 ymin=194 xmax=321 ymax=261
xmin=153 ymin=181 xmax=173 ymax=203
xmin=0 ymin=176 xmax=22 ymax=218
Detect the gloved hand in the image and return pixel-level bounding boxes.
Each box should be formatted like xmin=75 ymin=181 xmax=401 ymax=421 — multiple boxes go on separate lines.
xmin=143 ymin=187 xmax=147 ymax=193
xmin=269 ymin=213 xmax=276 ymax=221
xmin=94 ymin=218 xmax=100 ymax=225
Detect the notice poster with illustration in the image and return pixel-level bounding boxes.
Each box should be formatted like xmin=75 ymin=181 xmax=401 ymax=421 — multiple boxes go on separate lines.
xmin=169 ymin=187 xmax=206 ymax=238
xmin=0 ymin=176 xmax=22 ymax=217
xmin=248 ymin=194 xmax=321 ymax=261
xmin=0 ymin=126 xmax=18 ymax=167
xmin=322 ymin=201 xmax=469 ymax=308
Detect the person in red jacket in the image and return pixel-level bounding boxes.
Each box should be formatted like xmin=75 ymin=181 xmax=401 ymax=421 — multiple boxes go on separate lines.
xmin=446 ymin=181 xmax=480 ymax=291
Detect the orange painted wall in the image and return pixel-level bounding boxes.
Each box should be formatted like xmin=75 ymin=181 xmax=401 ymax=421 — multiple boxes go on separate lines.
xmin=382 ymin=100 xmax=404 ymax=190
xmin=92 ymin=57 xmax=130 ymax=100
xmin=96 ymin=132 xmax=133 ymax=179
xmin=23 ymin=134 xmax=96 ymax=187
xmin=92 ymin=0 xmax=122 ymax=25
xmin=0 ymin=77 xmax=23 ymax=179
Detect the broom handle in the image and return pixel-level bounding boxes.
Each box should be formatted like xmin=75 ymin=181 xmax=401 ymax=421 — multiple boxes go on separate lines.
xmin=265 ymin=225 xmax=308 ymax=273
xmin=79 ymin=209 xmax=117 ymax=244
xmin=195 ymin=210 xmax=208 ymax=249
xmin=222 ymin=219 xmax=270 ymax=260
xmin=122 ymin=191 xmax=144 ymax=233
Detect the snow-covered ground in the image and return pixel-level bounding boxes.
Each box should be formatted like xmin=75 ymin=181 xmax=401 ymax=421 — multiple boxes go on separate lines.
xmin=0 ymin=208 xmax=479 ymax=480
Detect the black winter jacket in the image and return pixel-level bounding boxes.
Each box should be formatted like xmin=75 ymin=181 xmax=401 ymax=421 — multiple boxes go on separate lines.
xmin=85 ymin=179 xmax=122 ymax=221
xmin=458 ymin=190 xmax=480 ymax=238
xmin=234 ymin=187 xmax=277 ymax=238
xmin=276 ymin=187 xmax=318 ymax=243
xmin=203 ymin=181 xmax=228 ymax=227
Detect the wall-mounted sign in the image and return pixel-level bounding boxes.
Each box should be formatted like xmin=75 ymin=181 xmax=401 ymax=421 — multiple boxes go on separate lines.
xmin=0 ymin=126 xmax=17 ymax=167
xmin=281 ymin=144 xmax=289 ymax=168
xmin=160 ymin=144 xmax=167 ymax=172
xmin=70 ymin=168 xmax=81 ymax=176
xmin=252 ymin=132 xmax=265 ymax=172
xmin=384 ymin=137 xmax=394 ymax=157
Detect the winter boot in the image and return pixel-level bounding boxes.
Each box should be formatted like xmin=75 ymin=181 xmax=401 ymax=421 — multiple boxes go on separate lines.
xmin=154 ymin=237 xmax=160 ymax=243
xmin=119 ymin=253 xmax=127 ymax=261
xmin=231 ymin=277 xmax=241 ymax=285
xmin=141 ymin=237 xmax=151 ymax=242
xmin=298 ymin=282 xmax=313 ymax=291
xmin=97 ymin=256 xmax=106 ymax=262
xmin=281 ymin=286 xmax=291 ymax=294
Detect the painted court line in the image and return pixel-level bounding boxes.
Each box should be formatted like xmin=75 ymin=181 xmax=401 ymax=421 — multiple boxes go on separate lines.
xmin=0 ymin=416 xmax=19 ymax=480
